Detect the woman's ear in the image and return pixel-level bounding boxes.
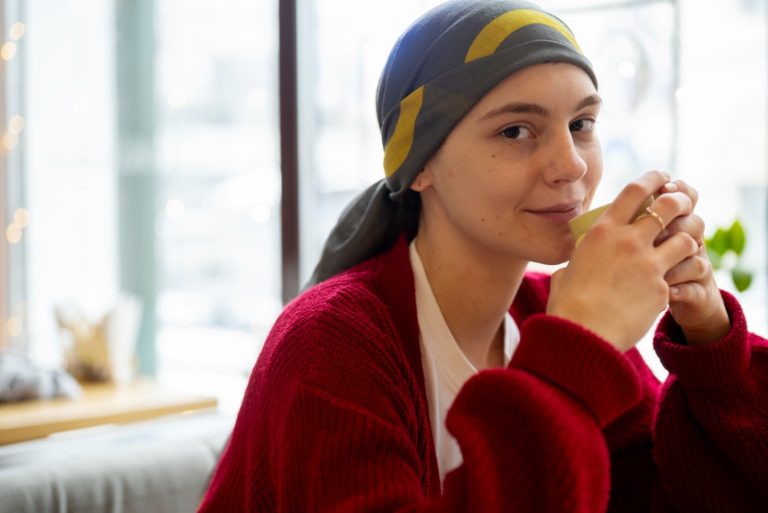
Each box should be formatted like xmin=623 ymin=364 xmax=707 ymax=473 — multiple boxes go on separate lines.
xmin=410 ymin=168 xmax=433 ymax=192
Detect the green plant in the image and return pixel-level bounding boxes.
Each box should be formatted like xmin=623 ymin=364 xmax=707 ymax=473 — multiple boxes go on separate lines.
xmin=705 ymin=219 xmax=753 ymax=292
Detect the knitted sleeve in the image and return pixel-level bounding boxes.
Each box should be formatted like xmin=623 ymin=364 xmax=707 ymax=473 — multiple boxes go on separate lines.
xmin=444 ymin=314 xmax=646 ymax=512
xmin=652 ymin=291 xmax=768 ymax=512
xmin=515 ymin=270 xmax=663 ymax=512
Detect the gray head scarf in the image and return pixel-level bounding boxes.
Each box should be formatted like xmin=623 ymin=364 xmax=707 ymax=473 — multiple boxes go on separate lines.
xmin=307 ymin=0 xmax=596 ymax=286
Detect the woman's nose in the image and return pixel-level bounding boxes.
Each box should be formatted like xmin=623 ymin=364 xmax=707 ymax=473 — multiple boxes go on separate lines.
xmin=542 ymin=131 xmax=588 ymax=185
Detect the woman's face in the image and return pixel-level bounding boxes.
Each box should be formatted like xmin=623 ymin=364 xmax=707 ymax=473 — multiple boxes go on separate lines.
xmin=415 ymin=62 xmax=603 ymax=265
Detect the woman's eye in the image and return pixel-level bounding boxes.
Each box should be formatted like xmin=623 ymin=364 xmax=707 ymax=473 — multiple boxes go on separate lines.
xmin=570 ymin=119 xmax=595 ymax=132
xmin=501 ymin=126 xmax=532 ymax=140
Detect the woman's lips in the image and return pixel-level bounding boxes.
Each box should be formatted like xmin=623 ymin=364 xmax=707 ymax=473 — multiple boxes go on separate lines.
xmin=526 ymin=204 xmax=583 ymax=224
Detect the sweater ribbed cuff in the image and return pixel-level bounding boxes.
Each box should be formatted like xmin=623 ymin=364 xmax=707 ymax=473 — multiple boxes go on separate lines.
xmin=510 ymin=314 xmax=643 ymax=427
xmin=654 ymin=290 xmax=750 ymax=389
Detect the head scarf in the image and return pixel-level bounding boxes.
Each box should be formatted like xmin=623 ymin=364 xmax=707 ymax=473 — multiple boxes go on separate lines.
xmin=307 ymin=0 xmax=596 ymax=286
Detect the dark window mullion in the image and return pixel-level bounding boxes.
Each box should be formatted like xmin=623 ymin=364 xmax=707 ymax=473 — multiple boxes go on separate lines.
xmin=279 ymin=0 xmax=300 ymax=304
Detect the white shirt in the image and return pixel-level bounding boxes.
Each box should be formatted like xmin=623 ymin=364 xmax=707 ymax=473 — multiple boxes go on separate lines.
xmin=409 ymin=240 xmax=521 ymax=486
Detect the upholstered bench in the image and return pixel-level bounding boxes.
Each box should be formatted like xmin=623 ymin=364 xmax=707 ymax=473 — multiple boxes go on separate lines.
xmin=0 ymin=411 xmax=232 ymax=513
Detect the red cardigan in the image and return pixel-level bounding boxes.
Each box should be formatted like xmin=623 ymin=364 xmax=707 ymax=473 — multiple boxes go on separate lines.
xmin=198 ymin=237 xmax=768 ymax=512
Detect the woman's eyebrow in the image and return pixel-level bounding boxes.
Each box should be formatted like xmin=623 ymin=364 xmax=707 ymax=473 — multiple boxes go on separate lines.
xmin=575 ymin=94 xmax=602 ymax=111
xmin=480 ymin=102 xmax=549 ymax=120
xmin=479 ymin=94 xmax=602 ymax=121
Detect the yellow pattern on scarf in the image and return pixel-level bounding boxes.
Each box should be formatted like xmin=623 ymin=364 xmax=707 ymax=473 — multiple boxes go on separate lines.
xmin=465 ymin=9 xmax=582 ymax=63
xmin=383 ymin=85 xmax=424 ymax=177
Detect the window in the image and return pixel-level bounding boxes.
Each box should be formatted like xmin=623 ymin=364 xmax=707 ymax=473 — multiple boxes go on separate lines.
xmin=2 ymin=0 xmax=765 ymax=406
xmin=2 ymin=0 xmax=280 ymax=413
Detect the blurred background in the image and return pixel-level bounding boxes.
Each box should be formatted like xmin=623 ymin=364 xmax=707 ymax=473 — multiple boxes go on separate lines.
xmin=0 ymin=0 xmax=766 ymax=413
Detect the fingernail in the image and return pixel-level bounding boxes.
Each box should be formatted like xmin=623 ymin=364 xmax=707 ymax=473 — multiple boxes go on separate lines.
xmin=663 ymin=181 xmax=678 ymax=192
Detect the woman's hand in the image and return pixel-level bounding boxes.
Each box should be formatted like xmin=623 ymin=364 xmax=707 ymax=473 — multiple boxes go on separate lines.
xmin=547 ymin=171 xmax=700 ymax=352
xmin=656 ymin=180 xmax=730 ymax=346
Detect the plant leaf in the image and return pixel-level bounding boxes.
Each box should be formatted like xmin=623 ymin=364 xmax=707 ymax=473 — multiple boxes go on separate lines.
xmin=731 ymin=268 xmax=753 ymax=292
xmin=707 ymin=228 xmax=729 ymax=257
xmin=728 ymin=219 xmax=746 ymax=256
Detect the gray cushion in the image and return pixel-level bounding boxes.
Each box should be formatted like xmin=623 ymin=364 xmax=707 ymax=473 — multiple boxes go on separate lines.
xmin=0 ymin=412 xmax=232 ymax=513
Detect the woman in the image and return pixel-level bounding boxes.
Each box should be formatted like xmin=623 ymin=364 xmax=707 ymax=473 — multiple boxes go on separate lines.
xmin=198 ymin=1 xmax=768 ymax=511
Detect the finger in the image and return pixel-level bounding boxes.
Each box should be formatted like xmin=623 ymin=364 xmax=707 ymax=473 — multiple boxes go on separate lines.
xmin=669 ymin=281 xmax=707 ymax=304
xmin=634 ymin=208 xmax=667 ymax=239
xmin=634 ymin=192 xmax=694 ymax=240
xmin=657 ymin=214 xmax=705 ymax=246
xmin=664 ymin=254 xmax=710 ymax=286
xmin=656 ymin=232 xmax=699 ymax=270
xmin=660 ymin=179 xmax=699 ymax=210
xmin=605 ymin=171 xmax=671 ymax=224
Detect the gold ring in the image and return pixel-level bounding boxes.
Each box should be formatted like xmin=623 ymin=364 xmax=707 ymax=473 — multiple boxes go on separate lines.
xmin=635 ymin=207 xmax=665 ymax=231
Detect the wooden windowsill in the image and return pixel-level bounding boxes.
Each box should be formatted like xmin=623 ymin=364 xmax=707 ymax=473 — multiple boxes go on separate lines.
xmin=0 ymin=380 xmax=218 ymax=445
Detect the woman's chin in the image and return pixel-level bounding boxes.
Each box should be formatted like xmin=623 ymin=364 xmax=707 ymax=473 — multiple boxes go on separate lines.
xmin=532 ymin=241 xmax=575 ymax=265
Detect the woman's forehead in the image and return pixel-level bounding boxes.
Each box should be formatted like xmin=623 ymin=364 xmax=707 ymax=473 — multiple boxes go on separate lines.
xmin=471 ymin=63 xmax=599 ymax=116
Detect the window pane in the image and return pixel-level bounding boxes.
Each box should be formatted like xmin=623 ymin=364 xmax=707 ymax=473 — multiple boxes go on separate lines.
xmin=155 ymin=0 xmax=281 ymax=412
xmin=23 ymin=0 xmax=119 ymax=368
